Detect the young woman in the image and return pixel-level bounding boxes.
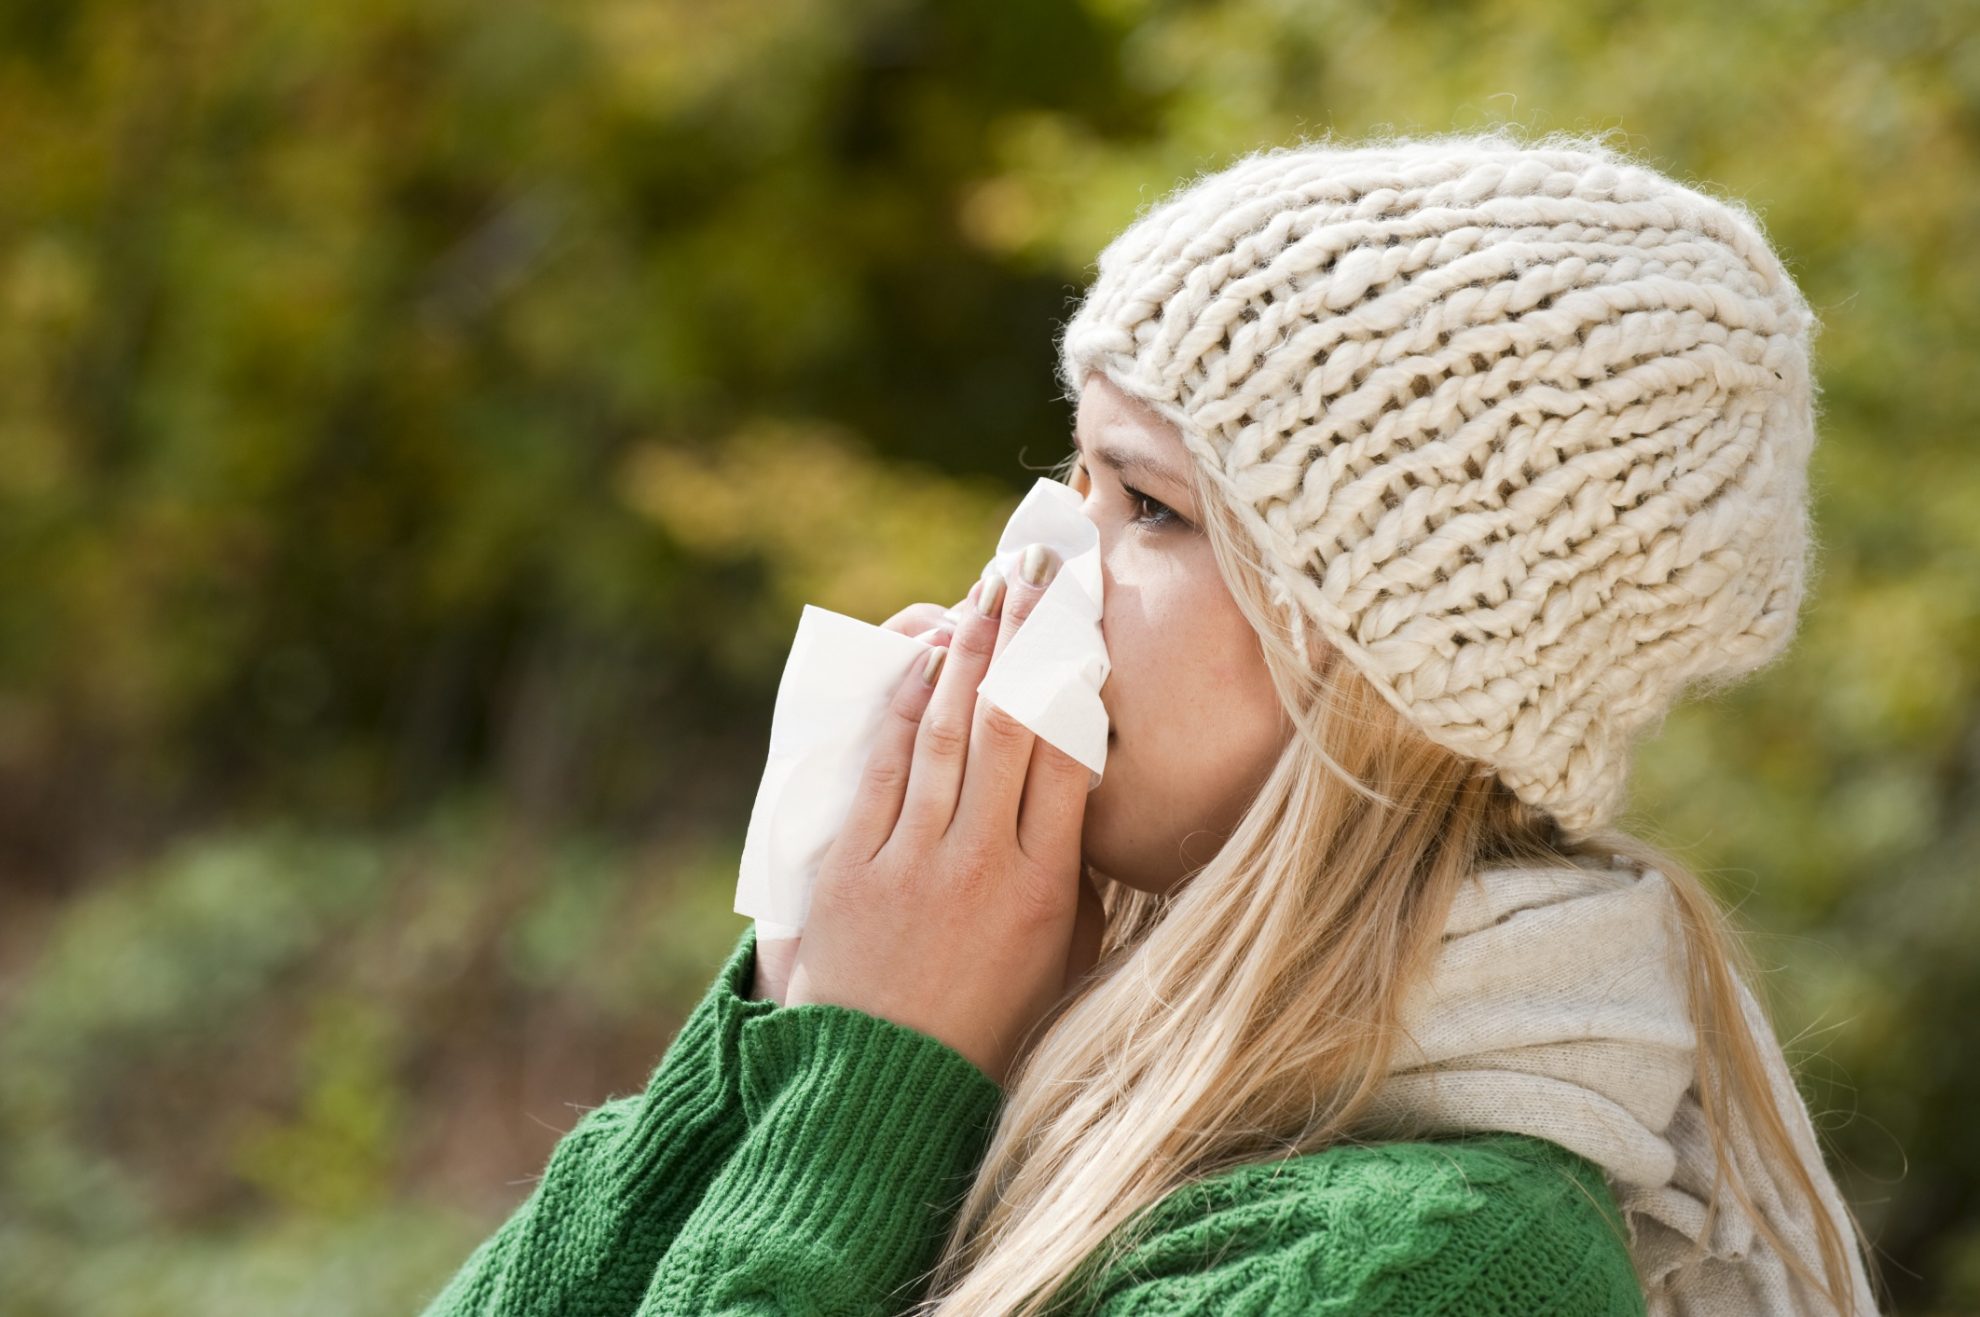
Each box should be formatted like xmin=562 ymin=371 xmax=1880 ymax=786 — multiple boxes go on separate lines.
xmin=421 ymin=131 xmax=1887 ymax=1316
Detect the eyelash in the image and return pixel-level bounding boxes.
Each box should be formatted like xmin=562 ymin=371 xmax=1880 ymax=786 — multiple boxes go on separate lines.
xmin=1072 ymin=460 xmax=1182 ymax=530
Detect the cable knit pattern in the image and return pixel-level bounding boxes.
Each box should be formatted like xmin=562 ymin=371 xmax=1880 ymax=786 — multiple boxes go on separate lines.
xmin=1056 ymin=133 xmax=1821 ymax=838
xmin=419 ymin=922 xmax=1645 ymax=1315
xmin=1049 ymin=1133 xmax=1643 ymax=1316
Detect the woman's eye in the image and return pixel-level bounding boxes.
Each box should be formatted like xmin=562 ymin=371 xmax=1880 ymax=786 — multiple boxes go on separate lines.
xmin=1070 ymin=459 xmax=1182 ymax=530
xmin=1123 ymin=484 xmax=1179 ymax=529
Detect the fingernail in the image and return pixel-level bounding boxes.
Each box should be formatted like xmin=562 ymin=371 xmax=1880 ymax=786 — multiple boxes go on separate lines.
xmin=922 ymin=645 xmax=948 ymax=685
xmin=913 ymin=625 xmax=953 ymax=645
xmin=1020 ymin=542 xmax=1057 ymax=587
xmin=977 ymin=569 xmax=1006 ymax=618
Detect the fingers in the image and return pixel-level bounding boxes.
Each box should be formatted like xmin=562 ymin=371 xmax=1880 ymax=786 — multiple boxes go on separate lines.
xmin=834 ymin=626 xmax=948 ymax=863
xmin=880 ymin=601 xmax=952 ymax=637
xmin=991 ymin=546 xmax=1060 ymax=669
xmin=956 ymin=545 xmax=1062 ymax=836
xmin=1018 ymin=732 xmax=1092 ymax=860
xmin=896 ymin=573 xmax=1003 ymax=839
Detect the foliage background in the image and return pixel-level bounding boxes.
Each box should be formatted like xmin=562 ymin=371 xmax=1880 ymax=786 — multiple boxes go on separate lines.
xmin=2 ymin=0 xmax=1974 ymax=1310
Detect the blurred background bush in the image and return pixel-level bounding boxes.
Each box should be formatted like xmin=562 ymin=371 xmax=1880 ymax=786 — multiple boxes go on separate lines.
xmin=1 ymin=0 xmax=1973 ymax=1311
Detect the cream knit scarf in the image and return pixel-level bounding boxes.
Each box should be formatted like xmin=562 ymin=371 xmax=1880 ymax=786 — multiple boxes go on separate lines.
xmin=1364 ymin=851 xmax=1883 ymax=1316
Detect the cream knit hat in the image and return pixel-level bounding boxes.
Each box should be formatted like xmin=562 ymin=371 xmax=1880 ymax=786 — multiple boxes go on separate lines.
xmin=1057 ymin=132 xmax=1822 ymax=838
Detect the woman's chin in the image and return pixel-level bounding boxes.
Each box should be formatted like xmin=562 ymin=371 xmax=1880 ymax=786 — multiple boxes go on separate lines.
xmin=1078 ymin=820 xmax=1143 ymax=894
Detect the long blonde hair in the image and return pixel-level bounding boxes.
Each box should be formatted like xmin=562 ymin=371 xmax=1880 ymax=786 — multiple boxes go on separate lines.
xmin=900 ymin=430 xmax=1884 ymax=1316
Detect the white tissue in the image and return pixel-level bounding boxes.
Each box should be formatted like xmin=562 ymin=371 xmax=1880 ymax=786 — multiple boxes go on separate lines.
xmin=734 ymin=476 xmax=1110 ymax=940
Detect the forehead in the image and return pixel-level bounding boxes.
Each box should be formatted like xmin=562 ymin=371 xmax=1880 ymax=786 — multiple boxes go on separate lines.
xmin=1075 ymin=375 xmax=1192 ymax=492
xmin=1077 ymin=374 xmax=1179 ymax=447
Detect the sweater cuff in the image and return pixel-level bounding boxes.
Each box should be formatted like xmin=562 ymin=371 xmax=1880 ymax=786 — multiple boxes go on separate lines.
xmin=691 ymin=1003 xmax=1005 ymax=1306
xmin=600 ymin=922 xmax=781 ymax=1207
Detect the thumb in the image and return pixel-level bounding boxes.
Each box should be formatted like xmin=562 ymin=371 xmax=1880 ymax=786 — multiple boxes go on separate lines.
xmin=753 ymin=932 xmax=803 ymax=1005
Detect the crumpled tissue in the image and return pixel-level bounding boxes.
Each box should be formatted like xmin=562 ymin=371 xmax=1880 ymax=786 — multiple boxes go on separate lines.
xmin=734 ymin=476 xmax=1109 ymax=939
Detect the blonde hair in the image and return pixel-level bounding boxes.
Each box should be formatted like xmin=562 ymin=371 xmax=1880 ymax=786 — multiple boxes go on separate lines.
xmin=899 ymin=425 xmax=1885 ymax=1316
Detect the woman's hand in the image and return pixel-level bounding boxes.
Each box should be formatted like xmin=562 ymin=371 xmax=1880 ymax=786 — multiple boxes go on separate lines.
xmin=749 ymin=596 xmax=968 ymax=1007
xmin=780 ymin=549 xmax=1105 ymax=1088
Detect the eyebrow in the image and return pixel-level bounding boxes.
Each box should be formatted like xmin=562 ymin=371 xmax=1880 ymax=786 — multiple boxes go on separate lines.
xmin=1073 ymin=430 xmax=1190 ymax=495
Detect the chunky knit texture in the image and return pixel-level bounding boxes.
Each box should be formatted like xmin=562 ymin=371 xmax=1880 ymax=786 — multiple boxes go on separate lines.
xmin=1057 ymin=133 xmax=1821 ymax=839
xmin=419 ymin=922 xmax=1645 ymax=1315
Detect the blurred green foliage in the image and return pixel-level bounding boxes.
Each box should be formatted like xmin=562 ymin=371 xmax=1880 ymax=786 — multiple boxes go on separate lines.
xmin=0 ymin=0 xmax=1973 ymax=1311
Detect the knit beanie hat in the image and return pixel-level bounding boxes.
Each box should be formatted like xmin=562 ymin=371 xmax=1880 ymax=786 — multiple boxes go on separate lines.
xmin=1056 ymin=132 xmax=1820 ymax=838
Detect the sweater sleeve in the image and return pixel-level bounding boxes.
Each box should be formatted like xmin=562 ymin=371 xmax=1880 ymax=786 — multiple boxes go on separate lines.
xmin=1048 ymin=1133 xmax=1648 ymax=1317
xmin=419 ymin=922 xmax=782 ymax=1317
xmin=633 ymin=1001 xmax=1006 ymax=1315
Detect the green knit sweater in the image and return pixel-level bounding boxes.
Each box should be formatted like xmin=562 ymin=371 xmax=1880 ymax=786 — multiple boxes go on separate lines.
xmin=419 ymin=922 xmax=1648 ymax=1315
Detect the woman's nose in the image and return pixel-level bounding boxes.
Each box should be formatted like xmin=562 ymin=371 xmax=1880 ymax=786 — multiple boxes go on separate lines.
xmin=1083 ymin=512 xmax=1115 ymax=562
xmin=1075 ymin=488 xmax=1104 ymax=535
